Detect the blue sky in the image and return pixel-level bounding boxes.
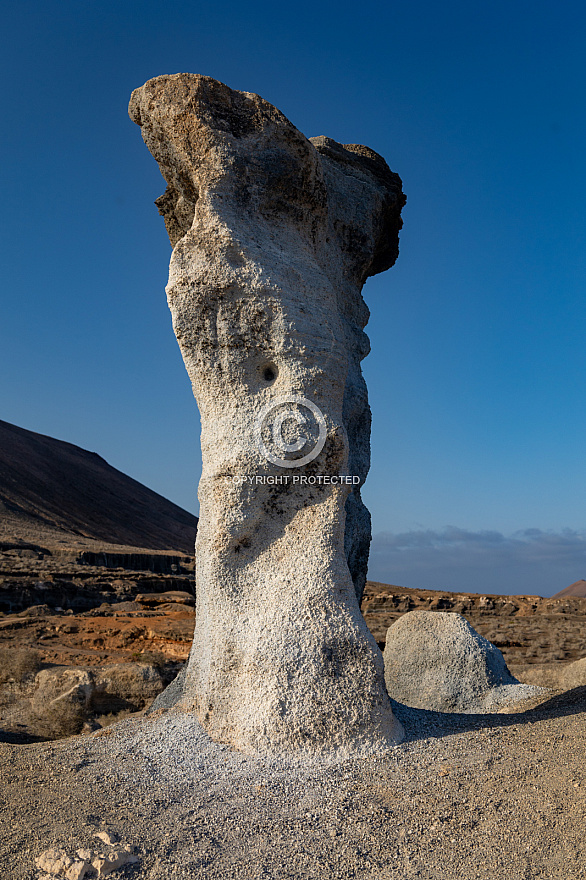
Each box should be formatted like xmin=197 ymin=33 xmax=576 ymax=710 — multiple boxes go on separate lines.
xmin=1 ymin=1 xmax=585 ymax=595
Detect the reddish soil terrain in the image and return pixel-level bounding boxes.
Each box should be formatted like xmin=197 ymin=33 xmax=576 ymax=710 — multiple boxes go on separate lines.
xmin=1 ymin=419 xmax=585 ymax=747
xmin=1 ymin=579 xmax=584 ymax=679
xmin=1 ymin=562 xmax=585 ymax=742
xmin=0 ymin=600 xmax=195 ymax=668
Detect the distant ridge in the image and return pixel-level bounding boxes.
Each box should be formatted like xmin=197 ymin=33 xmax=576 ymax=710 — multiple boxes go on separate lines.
xmin=552 ymin=579 xmax=586 ymax=599
xmin=0 ymin=419 xmax=197 ymax=554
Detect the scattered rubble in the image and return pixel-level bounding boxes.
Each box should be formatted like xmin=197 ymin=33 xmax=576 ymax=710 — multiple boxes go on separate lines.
xmin=35 ymin=836 xmax=138 ymax=879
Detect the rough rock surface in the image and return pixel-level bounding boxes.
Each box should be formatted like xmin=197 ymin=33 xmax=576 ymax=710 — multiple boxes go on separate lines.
xmin=31 ymin=667 xmax=95 ymax=718
xmin=383 ymin=611 xmax=545 ymax=713
xmin=134 ymin=591 xmax=194 ymax=607
xmin=0 ymin=546 xmax=195 ymax=615
xmin=34 ymin=837 xmax=138 ymax=879
xmin=1 ymin=662 xmax=168 ymax=740
xmin=129 ymin=73 xmax=405 ymax=754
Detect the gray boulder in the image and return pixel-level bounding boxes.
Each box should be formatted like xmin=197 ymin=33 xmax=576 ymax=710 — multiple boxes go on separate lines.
xmin=383 ymin=611 xmax=545 ymax=713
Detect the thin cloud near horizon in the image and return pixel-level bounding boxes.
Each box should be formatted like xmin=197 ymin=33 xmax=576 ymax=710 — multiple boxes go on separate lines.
xmin=368 ymin=526 xmax=586 ymax=598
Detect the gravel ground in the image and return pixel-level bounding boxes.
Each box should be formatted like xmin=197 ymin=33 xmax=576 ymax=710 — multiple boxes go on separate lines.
xmin=1 ymin=688 xmax=585 ymax=880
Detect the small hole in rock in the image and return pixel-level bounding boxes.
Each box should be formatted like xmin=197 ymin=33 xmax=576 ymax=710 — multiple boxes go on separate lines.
xmin=262 ymin=365 xmax=277 ymax=382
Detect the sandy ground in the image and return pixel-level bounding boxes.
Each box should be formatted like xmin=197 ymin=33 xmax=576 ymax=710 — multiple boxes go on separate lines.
xmin=1 ymin=687 xmax=585 ymax=880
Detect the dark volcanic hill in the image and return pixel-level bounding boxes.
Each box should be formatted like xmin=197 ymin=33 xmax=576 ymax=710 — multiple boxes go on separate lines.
xmin=0 ymin=419 xmax=197 ymax=554
xmin=552 ymin=579 xmax=586 ymax=599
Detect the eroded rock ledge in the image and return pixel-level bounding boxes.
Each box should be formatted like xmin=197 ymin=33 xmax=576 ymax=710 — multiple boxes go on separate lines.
xmin=130 ymin=73 xmax=405 ymax=754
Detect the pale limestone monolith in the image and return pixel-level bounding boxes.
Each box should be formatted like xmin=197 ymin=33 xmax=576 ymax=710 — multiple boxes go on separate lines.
xmin=129 ymin=73 xmax=405 ymax=755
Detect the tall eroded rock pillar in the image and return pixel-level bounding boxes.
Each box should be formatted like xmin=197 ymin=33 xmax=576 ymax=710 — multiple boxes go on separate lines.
xmin=129 ymin=74 xmax=405 ymax=754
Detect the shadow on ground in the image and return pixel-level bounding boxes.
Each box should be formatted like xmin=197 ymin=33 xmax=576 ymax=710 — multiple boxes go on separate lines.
xmin=393 ymin=684 xmax=586 ymax=742
xmin=0 ymin=728 xmax=47 ymax=744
